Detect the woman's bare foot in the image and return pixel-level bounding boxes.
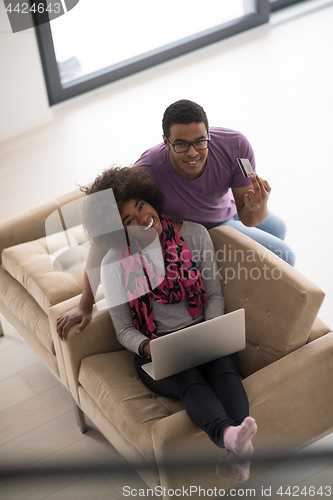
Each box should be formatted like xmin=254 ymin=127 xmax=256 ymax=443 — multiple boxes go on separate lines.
xmin=223 ymin=417 xmax=257 ymax=459
xmin=216 ymin=455 xmax=251 ymax=483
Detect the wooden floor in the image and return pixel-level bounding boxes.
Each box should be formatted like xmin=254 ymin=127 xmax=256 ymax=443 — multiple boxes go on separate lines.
xmin=0 ymin=2 xmax=333 ymax=498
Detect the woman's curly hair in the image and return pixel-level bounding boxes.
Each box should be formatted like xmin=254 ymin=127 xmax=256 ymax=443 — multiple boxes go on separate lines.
xmin=81 ymin=166 xmax=165 ymax=247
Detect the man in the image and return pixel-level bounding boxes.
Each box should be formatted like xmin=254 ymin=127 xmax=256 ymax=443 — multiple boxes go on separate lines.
xmin=135 ymin=99 xmax=294 ymax=262
xmin=57 ymin=99 xmax=295 ymax=338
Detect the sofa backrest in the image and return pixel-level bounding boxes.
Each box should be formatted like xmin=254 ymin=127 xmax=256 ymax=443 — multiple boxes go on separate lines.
xmin=209 ymin=226 xmax=325 ymax=378
xmin=0 ymin=188 xmax=85 ymax=264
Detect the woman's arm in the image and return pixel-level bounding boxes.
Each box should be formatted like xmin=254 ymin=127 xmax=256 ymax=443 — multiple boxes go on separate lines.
xmin=109 ymin=302 xmax=151 ymax=356
xmin=57 ymin=270 xmax=94 ymax=340
xmin=101 ymin=254 xmax=150 ymax=356
xmin=187 ymin=224 xmax=225 ymax=321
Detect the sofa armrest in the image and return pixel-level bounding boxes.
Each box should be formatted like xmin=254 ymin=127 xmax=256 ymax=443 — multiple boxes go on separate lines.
xmin=49 ymin=297 xmax=122 ymax=401
xmin=209 ymin=226 xmax=326 ymax=377
xmin=151 ymin=332 xmax=333 ymax=496
xmin=243 ymin=331 xmax=333 ymax=451
xmin=307 ymin=316 xmax=331 ymax=343
xmin=0 ymin=188 xmax=83 ymax=261
xmin=151 ymin=410 xmax=233 ymax=496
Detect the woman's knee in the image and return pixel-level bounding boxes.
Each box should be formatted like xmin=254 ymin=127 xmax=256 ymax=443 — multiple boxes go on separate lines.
xmin=203 ymin=354 xmax=240 ymax=378
xmin=169 ymin=367 xmax=210 ymax=395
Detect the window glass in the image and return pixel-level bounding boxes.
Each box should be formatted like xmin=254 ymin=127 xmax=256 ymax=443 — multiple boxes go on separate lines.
xmin=50 ymin=0 xmax=257 ymax=85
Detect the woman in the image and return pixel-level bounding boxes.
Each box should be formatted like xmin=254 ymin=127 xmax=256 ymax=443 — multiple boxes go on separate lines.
xmin=82 ymin=166 xmax=257 ymax=482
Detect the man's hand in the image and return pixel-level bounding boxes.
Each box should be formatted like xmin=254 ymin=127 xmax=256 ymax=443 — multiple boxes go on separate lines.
xmin=244 ymin=174 xmax=271 ymax=214
xmin=56 ymin=305 xmax=92 ymax=341
xmin=232 ymin=174 xmax=271 ymax=227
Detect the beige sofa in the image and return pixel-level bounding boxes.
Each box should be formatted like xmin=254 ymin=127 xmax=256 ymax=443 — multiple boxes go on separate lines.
xmin=1 ymin=189 xmax=332 ymax=498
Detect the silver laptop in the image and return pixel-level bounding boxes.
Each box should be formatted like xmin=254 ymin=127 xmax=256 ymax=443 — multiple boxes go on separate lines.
xmin=142 ymin=308 xmax=246 ymax=380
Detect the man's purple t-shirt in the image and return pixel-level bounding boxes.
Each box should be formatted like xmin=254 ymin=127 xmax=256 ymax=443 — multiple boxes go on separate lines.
xmin=135 ymin=127 xmax=255 ymax=229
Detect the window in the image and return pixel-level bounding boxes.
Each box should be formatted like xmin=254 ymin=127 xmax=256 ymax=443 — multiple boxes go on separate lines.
xmin=34 ymin=0 xmax=270 ymax=104
xmin=269 ymin=0 xmax=305 ymax=12
xmin=52 ymin=1 xmax=258 ymax=86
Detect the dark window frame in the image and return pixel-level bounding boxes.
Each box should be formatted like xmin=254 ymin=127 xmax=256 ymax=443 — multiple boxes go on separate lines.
xmin=34 ymin=0 xmax=271 ymax=105
xmin=34 ymin=0 xmax=313 ymax=105
xmin=270 ymin=0 xmax=305 ymax=12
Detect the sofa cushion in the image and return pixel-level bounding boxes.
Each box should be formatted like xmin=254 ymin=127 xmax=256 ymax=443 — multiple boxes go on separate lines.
xmin=1 ymin=225 xmax=87 ymax=314
xmin=78 ymin=350 xmax=184 ymax=462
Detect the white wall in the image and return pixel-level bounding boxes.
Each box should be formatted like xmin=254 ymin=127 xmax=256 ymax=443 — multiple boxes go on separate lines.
xmin=0 ymin=2 xmax=53 ymax=142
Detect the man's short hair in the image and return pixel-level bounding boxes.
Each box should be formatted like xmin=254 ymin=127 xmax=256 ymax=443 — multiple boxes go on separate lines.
xmin=162 ymin=99 xmax=209 ymax=137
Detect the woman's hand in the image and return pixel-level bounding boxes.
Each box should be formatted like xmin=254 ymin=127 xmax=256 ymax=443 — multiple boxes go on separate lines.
xmin=143 ymin=342 xmax=151 ymax=357
xmin=139 ymin=339 xmax=151 ymax=357
xmin=56 ymin=305 xmax=92 ymax=341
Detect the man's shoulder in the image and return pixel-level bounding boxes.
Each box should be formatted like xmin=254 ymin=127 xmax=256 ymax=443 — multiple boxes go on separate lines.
xmin=209 ymin=126 xmax=248 ymax=143
xmin=207 ymin=127 xmax=254 ymax=168
xmin=134 ymin=142 xmax=167 ymax=168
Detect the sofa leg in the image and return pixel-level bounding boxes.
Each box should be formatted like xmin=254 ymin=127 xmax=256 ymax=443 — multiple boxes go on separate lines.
xmin=0 ymin=319 xmax=4 ymax=337
xmin=73 ymin=400 xmax=88 ymax=433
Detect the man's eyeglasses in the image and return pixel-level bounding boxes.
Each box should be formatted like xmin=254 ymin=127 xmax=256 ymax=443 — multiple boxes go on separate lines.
xmin=167 ymin=137 xmax=210 ymax=153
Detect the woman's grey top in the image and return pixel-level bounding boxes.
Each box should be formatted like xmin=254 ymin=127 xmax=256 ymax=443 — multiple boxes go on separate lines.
xmin=101 ymin=221 xmax=225 ymax=355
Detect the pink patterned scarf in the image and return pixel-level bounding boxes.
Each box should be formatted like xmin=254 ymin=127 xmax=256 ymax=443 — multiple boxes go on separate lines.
xmin=119 ymin=217 xmax=208 ymax=339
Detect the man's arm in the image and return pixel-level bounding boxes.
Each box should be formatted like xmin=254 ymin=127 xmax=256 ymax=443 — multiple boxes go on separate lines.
xmin=56 ymin=244 xmax=107 ymax=340
xmin=232 ymin=174 xmax=271 ymax=227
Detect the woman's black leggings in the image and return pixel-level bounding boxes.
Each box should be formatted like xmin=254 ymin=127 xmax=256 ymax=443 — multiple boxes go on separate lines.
xmin=135 ymin=352 xmax=249 ymax=448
